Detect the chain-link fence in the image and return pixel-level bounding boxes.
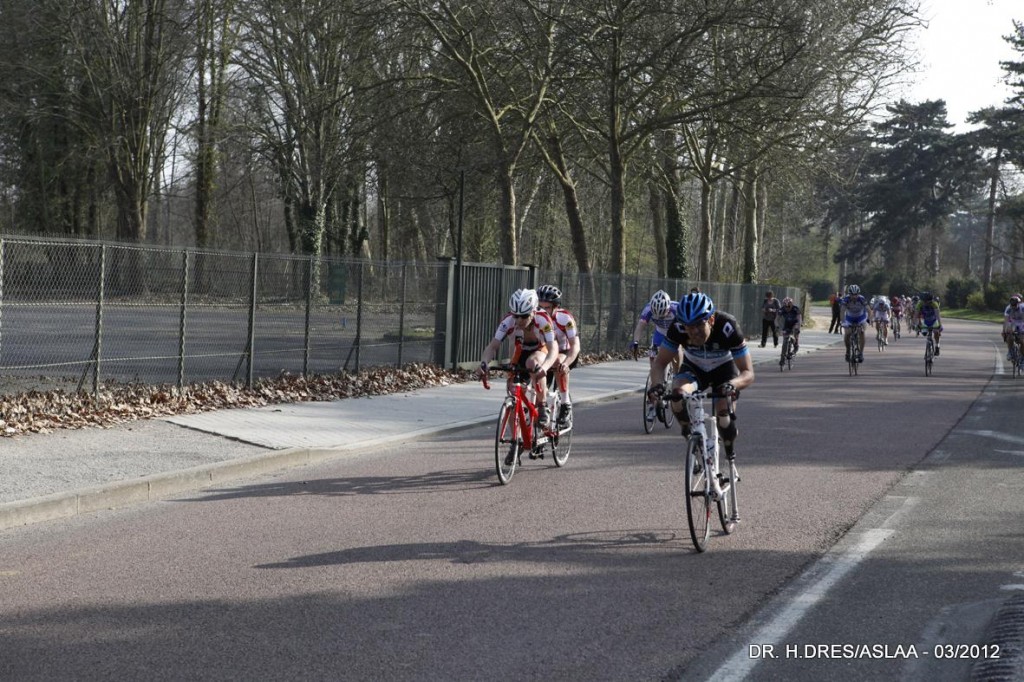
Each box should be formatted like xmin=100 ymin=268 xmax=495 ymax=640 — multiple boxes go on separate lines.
xmin=0 ymin=236 xmax=807 ymax=396
xmin=0 ymin=237 xmax=444 ymax=396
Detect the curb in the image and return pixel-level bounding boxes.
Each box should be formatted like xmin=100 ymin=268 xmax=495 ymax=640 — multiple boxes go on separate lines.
xmin=972 ymin=594 xmax=1024 ymax=680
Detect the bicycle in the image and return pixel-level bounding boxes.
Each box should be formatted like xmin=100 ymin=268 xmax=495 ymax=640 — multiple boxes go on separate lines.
xmin=663 ymin=387 xmax=739 ymax=552
xmin=642 ymin=356 xmax=676 ymax=432
xmin=483 ymin=364 xmax=572 ymax=484
xmin=875 ymin=320 xmax=887 ymax=352
xmin=1010 ymin=332 xmax=1024 ymax=378
xmin=922 ymin=328 xmax=935 ymax=376
xmin=892 ymin=314 xmax=901 ymax=341
xmin=846 ymin=326 xmax=862 ymax=376
xmin=778 ymin=331 xmax=796 ymax=371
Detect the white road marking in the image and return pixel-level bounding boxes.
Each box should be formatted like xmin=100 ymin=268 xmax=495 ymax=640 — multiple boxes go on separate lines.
xmin=708 ymin=496 xmax=920 ymax=681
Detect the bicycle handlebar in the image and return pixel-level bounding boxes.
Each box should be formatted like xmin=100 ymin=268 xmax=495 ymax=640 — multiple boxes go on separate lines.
xmin=479 ymin=364 xmax=536 ymax=390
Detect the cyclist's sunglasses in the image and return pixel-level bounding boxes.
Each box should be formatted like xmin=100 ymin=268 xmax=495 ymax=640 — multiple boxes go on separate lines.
xmin=513 ymin=313 xmax=531 ymax=319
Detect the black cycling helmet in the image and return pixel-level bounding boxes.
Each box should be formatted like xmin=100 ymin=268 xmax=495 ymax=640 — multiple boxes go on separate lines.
xmin=537 ymin=284 xmax=562 ymax=304
xmin=676 ymin=292 xmax=715 ymax=325
xmin=919 ymin=291 xmax=934 ymax=302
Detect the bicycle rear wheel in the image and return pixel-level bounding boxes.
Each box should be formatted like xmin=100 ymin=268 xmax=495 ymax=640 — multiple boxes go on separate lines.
xmin=685 ymin=438 xmax=711 ymax=552
xmin=642 ymin=375 xmax=656 ymax=433
xmin=494 ymin=401 xmax=519 ymax=484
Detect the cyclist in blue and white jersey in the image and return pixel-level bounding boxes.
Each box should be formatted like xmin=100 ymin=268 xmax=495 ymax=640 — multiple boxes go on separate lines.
xmin=913 ymin=292 xmax=943 ymax=355
xmin=630 ymin=290 xmax=680 ymax=365
xmin=647 ymin=292 xmax=755 ymax=460
xmin=1003 ymin=294 xmax=1024 ymax=359
xmin=840 ymin=284 xmax=869 ymax=363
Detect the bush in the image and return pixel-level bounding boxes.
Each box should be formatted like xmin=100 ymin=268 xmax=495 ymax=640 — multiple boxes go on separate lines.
xmin=806 ymin=278 xmax=835 ymax=301
xmin=966 ymin=291 xmax=988 ymax=311
xmin=945 ymin=277 xmax=981 ymax=308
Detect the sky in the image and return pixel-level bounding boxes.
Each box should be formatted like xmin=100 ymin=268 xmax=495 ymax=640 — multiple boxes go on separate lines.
xmin=899 ymin=0 xmax=1021 ymax=130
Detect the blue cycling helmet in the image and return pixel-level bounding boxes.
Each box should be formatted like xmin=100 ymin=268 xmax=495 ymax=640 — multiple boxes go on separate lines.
xmin=676 ymin=292 xmax=715 ymax=325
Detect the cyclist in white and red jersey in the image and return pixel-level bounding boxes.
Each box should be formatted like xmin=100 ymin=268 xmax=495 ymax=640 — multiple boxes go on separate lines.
xmin=890 ymin=295 xmax=903 ymax=320
xmin=1003 ymin=294 xmax=1024 ymax=359
xmin=537 ymin=284 xmax=581 ymax=428
xmin=870 ymin=295 xmax=891 ymax=346
xmin=477 ymin=288 xmax=559 ymax=426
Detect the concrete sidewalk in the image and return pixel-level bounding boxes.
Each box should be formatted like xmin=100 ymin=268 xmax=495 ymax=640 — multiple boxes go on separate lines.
xmin=0 ymin=325 xmax=842 ymax=531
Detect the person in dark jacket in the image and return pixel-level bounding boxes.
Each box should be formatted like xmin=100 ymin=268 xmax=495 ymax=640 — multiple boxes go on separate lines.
xmin=829 ymin=291 xmax=842 ymax=334
xmin=760 ymin=291 xmax=781 ymax=347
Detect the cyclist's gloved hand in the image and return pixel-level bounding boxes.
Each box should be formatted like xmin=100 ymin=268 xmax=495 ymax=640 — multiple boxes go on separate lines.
xmin=630 ymin=340 xmax=639 ymax=360
xmin=477 ymin=361 xmax=488 ymax=379
xmin=718 ymin=382 xmax=737 ymax=398
xmin=647 ymin=383 xmax=664 ymax=402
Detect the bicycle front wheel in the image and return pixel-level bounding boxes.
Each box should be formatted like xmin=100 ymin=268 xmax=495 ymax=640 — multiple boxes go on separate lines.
xmin=718 ymin=454 xmax=739 ymax=534
xmin=924 ymin=339 xmax=934 ymax=376
xmin=494 ymin=401 xmax=519 ymax=484
xmin=552 ymin=393 xmax=572 ymax=467
xmin=642 ymin=375 xmax=656 ymax=434
xmin=685 ymin=438 xmax=711 ymax=552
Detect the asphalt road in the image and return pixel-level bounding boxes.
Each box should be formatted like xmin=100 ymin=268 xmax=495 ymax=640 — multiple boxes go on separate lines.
xmin=0 ymin=318 xmax=1021 ymax=681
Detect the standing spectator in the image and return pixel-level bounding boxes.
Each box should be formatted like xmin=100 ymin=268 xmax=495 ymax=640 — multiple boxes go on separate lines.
xmin=829 ymin=291 xmax=842 ymax=334
xmin=760 ymin=291 xmax=781 ymax=347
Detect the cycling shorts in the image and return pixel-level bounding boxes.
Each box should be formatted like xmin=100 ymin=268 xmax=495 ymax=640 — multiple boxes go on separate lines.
xmin=842 ymin=315 xmax=868 ymax=328
xmin=674 ymin=359 xmax=739 ymax=394
xmin=919 ymin=320 xmax=942 ymax=331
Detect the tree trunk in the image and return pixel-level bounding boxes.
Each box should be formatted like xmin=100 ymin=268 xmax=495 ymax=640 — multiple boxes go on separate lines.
xmin=665 ymin=186 xmax=687 ymax=279
xmin=983 ymin=148 xmax=1002 ymax=286
xmin=498 ymin=166 xmax=518 ymax=265
xmin=648 ymin=181 xmax=666 ymax=277
xmin=698 ymin=178 xmax=713 ymax=280
xmin=742 ymin=167 xmax=758 ymax=283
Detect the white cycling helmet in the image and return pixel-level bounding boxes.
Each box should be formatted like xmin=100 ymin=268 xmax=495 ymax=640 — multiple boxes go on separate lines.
xmin=508 ymin=288 xmax=538 ymax=315
xmin=847 ymin=284 xmax=860 ymax=295
xmin=649 ymin=290 xmax=672 ymax=318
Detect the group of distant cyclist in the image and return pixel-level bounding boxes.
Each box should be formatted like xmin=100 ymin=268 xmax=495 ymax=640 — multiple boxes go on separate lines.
xmin=474 ymin=277 xmax=1024 ymax=482
xmin=835 ymin=285 xmax=943 ymax=363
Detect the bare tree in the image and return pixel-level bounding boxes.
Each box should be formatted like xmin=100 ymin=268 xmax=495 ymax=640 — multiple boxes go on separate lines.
xmin=394 ymin=0 xmax=560 ymax=265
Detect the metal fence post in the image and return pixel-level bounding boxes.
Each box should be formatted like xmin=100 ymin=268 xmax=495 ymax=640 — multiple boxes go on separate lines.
xmin=398 ymin=263 xmax=407 ymax=367
xmin=92 ymin=245 xmax=106 ymax=397
xmin=355 ymin=261 xmax=363 ymax=373
xmin=246 ymin=252 xmax=258 ymax=388
xmin=303 ymin=255 xmax=314 ymax=378
xmin=0 ymin=239 xmax=4 ymax=362
xmin=177 ymin=249 xmax=189 ymax=390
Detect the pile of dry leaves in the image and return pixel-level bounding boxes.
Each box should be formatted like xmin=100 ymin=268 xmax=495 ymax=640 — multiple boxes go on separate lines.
xmin=0 ymin=352 xmax=625 ymax=437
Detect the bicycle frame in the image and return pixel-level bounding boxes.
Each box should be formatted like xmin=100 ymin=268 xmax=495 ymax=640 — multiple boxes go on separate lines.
xmin=674 ymin=387 xmax=739 ymax=551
